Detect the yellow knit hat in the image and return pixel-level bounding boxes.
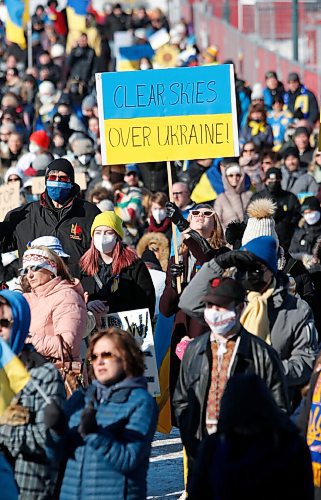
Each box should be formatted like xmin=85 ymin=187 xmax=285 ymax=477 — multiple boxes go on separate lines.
xmin=91 ymin=211 xmax=124 ymax=239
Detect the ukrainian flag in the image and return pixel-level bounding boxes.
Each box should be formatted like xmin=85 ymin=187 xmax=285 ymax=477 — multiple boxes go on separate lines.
xmin=66 ymin=0 xmax=89 ymax=53
xmin=5 ymin=0 xmax=29 ymax=50
xmin=154 ymin=313 xmax=175 ymax=434
xmin=0 ymin=338 xmax=30 ymax=416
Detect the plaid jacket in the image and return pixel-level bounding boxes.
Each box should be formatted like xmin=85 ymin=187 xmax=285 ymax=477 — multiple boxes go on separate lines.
xmin=0 ymin=358 xmax=66 ymax=499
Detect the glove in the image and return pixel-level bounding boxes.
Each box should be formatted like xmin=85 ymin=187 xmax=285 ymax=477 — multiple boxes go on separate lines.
xmin=44 ymin=401 xmax=66 ymax=434
xmin=165 ymin=202 xmax=189 ymax=232
xmin=215 ymin=250 xmax=260 ymax=271
xmin=170 ymin=262 xmax=184 ymax=288
xmin=78 ymin=402 xmax=97 ymax=437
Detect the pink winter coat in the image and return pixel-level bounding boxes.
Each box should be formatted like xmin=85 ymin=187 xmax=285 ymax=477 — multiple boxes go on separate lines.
xmin=24 ymin=277 xmax=87 ymax=361
xmin=214 ymin=169 xmax=253 ymax=229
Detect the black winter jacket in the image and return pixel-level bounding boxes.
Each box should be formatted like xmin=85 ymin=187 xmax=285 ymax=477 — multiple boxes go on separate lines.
xmin=81 ymin=257 xmax=156 ymax=318
xmin=251 ymin=187 xmax=301 ymax=251
xmin=0 ymin=187 xmax=100 ymax=278
xmin=289 ymin=219 xmax=321 ymax=257
xmin=173 ymin=329 xmax=289 ymax=462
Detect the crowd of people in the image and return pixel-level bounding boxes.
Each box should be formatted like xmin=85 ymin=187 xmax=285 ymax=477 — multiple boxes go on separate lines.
xmin=0 ymin=1 xmax=321 ymax=499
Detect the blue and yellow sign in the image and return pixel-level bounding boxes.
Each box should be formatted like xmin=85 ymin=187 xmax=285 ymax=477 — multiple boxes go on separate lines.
xmin=96 ymin=64 xmax=239 ymax=164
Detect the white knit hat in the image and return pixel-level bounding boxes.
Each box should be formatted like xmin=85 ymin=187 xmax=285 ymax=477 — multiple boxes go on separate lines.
xmin=242 ymin=198 xmax=279 ymax=247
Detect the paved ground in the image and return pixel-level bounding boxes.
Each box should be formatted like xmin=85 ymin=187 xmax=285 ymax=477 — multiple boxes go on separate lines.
xmin=147 ymin=428 xmax=184 ymax=499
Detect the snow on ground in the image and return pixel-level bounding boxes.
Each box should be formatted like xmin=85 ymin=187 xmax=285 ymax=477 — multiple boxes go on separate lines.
xmin=147 ymin=428 xmax=184 ymax=499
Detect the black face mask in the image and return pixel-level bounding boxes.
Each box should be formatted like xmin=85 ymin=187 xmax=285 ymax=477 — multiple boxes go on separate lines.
xmin=266 ymin=181 xmax=281 ymax=194
xmin=110 ymin=172 xmax=124 ymax=184
xmin=238 ymin=269 xmax=267 ymax=292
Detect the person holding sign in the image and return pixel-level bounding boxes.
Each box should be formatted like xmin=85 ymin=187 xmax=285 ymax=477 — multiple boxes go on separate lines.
xmin=80 ymin=211 xmax=155 ymax=326
xmin=0 ymin=158 xmax=100 ymax=278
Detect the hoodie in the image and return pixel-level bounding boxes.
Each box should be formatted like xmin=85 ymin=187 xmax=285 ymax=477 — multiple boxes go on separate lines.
xmin=0 ymin=290 xmax=30 ymax=354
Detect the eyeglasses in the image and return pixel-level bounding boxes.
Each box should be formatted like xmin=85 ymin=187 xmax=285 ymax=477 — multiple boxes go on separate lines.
xmin=173 ymin=191 xmax=188 ymax=196
xmin=90 ymin=351 xmax=122 ymax=363
xmin=191 ymin=210 xmax=214 ymax=217
xmin=243 ymin=148 xmax=255 ymax=153
xmin=47 ymin=174 xmax=71 ymax=182
xmin=19 ymin=265 xmax=46 ymax=276
xmin=0 ymin=318 xmax=14 ymax=328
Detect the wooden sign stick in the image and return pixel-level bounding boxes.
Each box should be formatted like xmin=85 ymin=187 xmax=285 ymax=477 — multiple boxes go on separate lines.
xmin=167 ymin=160 xmax=181 ymax=294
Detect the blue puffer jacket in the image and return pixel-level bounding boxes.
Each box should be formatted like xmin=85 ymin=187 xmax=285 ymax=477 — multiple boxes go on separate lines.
xmin=48 ymin=377 xmax=158 ymax=500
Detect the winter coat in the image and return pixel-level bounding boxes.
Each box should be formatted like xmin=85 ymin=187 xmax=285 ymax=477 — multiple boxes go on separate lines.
xmin=251 ymin=187 xmax=301 ymax=251
xmin=136 ymin=232 xmax=170 ymax=272
xmin=81 ymin=257 xmax=156 ymax=318
xmin=240 ymin=122 xmax=274 ymax=149
xmin=66 ymin=45 xmax=96 ymax=82
xmin=188 ymin=421 xmax=313 ymax=500
xmin=159 ymin=238 xmax=229 ymax=413
xmin=179 ymin=260 xmax=318 ymax=390
xmin=24 ymin=277 xmax=87 ymax=361
xmin=281 ymin=166 xmax=318 ymax=197
xmin=46 ymin=377 xmax=157 ymax=500
xmin=289 ymin=218 xmax=321 ymax=257
xmin=263 ymin=82 xmax=285 ymax=110
xmin=138 ymin=161 xmax=177 ymax=195
xmin=0 ymin=347 xmax=66 ymax=500
xmin=173 ymin=329 xmax=289 ymax=463
xmin=0 ymin=187 xmax=100 ymax=278
xmin=214 ymin=170 xmax=253 ymax=228
xmin=284 ymin=85 xmax=319 ymax=124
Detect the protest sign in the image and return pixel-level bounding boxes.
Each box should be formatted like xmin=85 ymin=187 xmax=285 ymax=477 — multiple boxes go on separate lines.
xmin=0 ymin=182 xmax=20 ymax=221
xmin=32 ymin=173 xmax=87 ymax=195
xmin=148 ymin=28 xmax=170 ymax=50
xmin=100 ymin=308 xmax=160 ymax=397
xmin=96 ymin=64 xmax=239 ymax=164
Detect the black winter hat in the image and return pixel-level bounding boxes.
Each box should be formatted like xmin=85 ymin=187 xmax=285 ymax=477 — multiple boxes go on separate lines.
xmin=301 ymin=196 xmax=321 ymax=213
xmin=265 ymin=167 xmax=282 ymax=181
xmin=283 ymin=147 xmax=299 ymax=160
xmin=45 ymin=158 xmax=75 ymax=183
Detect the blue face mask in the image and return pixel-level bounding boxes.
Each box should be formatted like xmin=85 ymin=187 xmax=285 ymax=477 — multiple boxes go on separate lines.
xmin=25 ymin=193 xmax=39 ymax=203
xmin=46 ymin=180 xmax=72 ymax=204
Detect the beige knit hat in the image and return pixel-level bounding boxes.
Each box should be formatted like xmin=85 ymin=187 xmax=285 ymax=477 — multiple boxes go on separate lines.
xmin=242 ymin=198 xmax=279 ymax=246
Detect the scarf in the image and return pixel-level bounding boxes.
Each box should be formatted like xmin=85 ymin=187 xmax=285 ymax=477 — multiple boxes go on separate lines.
xmin=248 ymin=120 xmax=266 ymax=136
xmin=307 ymin=372 xmax=321 ymax=487
xmin=240 ymin=279 xmax=276 ymax=344
xmin=148 ymin=215 xmax=171 ymax=234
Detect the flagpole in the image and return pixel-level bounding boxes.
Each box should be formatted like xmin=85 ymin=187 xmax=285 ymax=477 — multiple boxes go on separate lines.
xmin=27 ymin=19 xmax=32 ymax=68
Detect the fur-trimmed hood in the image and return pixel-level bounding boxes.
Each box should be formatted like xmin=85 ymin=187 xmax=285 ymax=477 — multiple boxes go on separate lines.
xmin=136 ymin=232 xmax=169 ymax=272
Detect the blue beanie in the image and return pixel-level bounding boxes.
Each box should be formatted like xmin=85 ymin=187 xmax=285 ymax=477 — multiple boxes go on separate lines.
xmin=240 ymin=236 xmax=278 ymax=274
xmin=0 ymin=291 xmax=31 ymax=355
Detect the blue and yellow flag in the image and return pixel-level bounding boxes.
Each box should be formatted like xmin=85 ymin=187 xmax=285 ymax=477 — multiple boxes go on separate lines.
xmin=5 ymin=0 xmax=29 ymax=50
xmin=66 ymin=0 xmax=89 ymax=52
xmin=0 ymin=338 xmax=30 ymax=416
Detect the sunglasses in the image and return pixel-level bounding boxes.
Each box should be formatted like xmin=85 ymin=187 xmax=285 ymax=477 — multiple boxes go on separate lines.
xmin=90 ymin=351 xmax=122 ymax=363
xmin=227 ymin=173 xmax=241 ymax=178
xmin=19 ymin=265 xmax=47 ymax=276
xmin=47 ymin=174 xmax=70 ymax=182
xmin=243 ymin=148 xmax=255 ymax=153
xmin=191 ymin=210 xmax=214 ymax=217
xmin=0 ymin=318 xmax=14 ymax=328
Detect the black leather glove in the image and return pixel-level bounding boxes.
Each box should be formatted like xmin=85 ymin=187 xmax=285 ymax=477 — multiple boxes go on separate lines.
xmin=78 ymin=402 xmax=97 ymax=437
xmin=170 ymin=262 xmax=184 ymax=288
xmin=44 ymin=401 xmax=66 ymax=434
xmin=215 ymin=250 xmax=260 ymax=271
xmin=165 ymin=202 xmax=189 ymax=232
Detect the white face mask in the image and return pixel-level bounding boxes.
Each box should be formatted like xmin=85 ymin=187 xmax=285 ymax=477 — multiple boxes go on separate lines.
xmin=152 ymin=208 xmax=167 ymax=224
xmin=29 ymin=143 xmax=41 ymax=154
xmin=204 ymin=308 xmax=237 ymax=336
xmin=39 ymin=94 xmax=54 ymax=105
xmin=93 ymin=234 xmax=117 ymax=254
xmin=304 ymin=211 xmax=321 ymax=226
xmin=78 ymin=154 xmax=92 ymax=165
